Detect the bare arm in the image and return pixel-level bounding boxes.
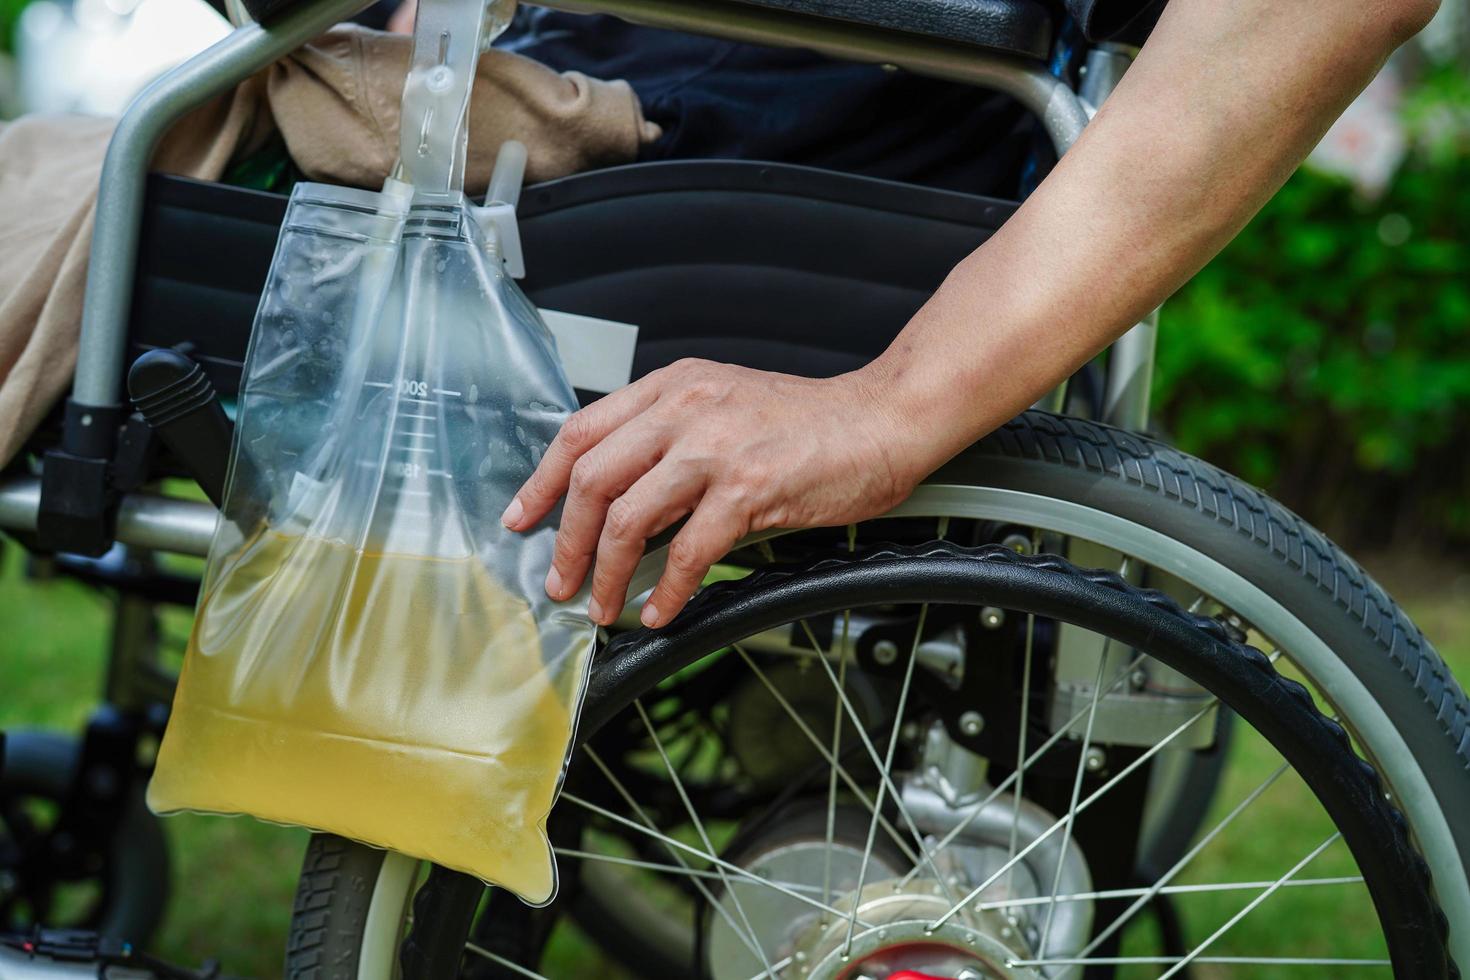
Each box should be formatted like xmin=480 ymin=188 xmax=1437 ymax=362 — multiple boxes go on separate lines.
xmin=503 ymin=0 xmax=1438 ymax=628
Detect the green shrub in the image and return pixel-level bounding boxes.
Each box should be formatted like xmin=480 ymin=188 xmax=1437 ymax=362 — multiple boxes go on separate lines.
xmin=1154 ymin=66 xmax=1470 ymax=549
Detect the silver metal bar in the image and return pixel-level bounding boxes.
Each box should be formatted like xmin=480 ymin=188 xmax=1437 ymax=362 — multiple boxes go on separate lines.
xmin=1076 ymin=43 xmax=1160 ymax=434
xmin=0 ymin=477 xmax=216 ymax=556
xmin=1078 ymin=42 xmax=1138 ymax=114
xmin=72 ymin=0 xmax=376 ymax=411
xmin=1102 ymin=307 xmax=1158 ymax=430
xmin=541 ymin=0 xmax=1088 ymax=159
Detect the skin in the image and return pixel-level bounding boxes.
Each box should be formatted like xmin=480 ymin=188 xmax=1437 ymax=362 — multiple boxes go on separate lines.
xmin=502 ymin=0 xmax=1441 ymax=628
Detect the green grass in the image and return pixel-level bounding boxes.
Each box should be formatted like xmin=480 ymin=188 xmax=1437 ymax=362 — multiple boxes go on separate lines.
xmin=1 ymin=539 xmax=1466 ymax=978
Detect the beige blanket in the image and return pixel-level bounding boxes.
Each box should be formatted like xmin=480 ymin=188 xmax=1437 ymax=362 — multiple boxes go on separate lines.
xmin=0 ymin=25 xmax=658 ymax=467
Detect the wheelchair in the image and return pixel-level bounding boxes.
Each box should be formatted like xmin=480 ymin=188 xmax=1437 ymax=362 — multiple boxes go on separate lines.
xmin=1 ymin=0 xmax=1467 ymax=977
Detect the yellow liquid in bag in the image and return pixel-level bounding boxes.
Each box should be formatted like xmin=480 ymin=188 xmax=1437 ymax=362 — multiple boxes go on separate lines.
xmin=148 ymin=530 xmax=580 ymax=903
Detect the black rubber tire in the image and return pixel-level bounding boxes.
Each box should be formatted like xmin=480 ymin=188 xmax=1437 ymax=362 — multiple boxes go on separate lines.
xmin=943 ymin=413 xmax=1470 ymax=852
xmin=1 ymin=730 xmax=170 ymax=942
xmin=283 ymin=411 xmax=1470 ymax=977
xmin=284 ymin=834 xmax=388 ymax=980
xmin=420 ymin=544 xmax=1452 ymax=977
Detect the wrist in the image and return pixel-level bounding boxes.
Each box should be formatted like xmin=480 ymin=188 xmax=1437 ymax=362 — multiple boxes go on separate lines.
xmin=842 ymin=353 xmax=943 ymax=491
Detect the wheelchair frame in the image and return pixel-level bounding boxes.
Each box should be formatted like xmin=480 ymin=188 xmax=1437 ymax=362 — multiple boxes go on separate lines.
xmin=0 ymin=0 xmax=1154 ymax=562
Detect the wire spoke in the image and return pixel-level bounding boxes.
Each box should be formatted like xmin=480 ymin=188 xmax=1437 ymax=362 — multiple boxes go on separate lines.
xmin=747 ymin=956 xmax=794 ymax=980
xmin=1039 ymin=645 xmax=1110 ymax=956
xmin=975 ymin=875 xmax=1365 ymax=911
xmin=1156 ymin=832 xmax=1343 ymax=980
xmin=1010 ymin=956 xmax=1389 ymax=969
xmin=821 ymin=613 xmax=851 ymax=903
xmin=553 ymin=847 xmax=828 ymax=893
xmin=561 ymin=791 xmax=873 ymax=928
xmin=465 ymin=941 xmax=551 ymax=978
xmin=897 ymin=650 xmax=1152 ymax=887
xmin=787 ymin=621 xmax=963 ymax=905
xmin=579 ymin=748 xmax=770 ymax=965
xmin=1008 ymin=531 xmax=1039 ymax=877
xmin=1074 ymin=760 xmax=1291 ymax=958
xmin=930 ymin=694 xmax=1220 ymax=930
xmin=823 ymin=523 xmax=858 ymax=907
xmin=635 ymin=700 xmax=775 ymax=978
xmin=732 ymin=643 xmax=920 ymax=865
xmin=844 ymin=602 xmax=930 ymax=955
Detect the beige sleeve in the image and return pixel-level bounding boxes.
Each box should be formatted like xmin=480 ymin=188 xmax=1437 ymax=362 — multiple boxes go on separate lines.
xmin=0 ymin=29 xmax=659 ymax=465
xmin=269 ymin=24 xmax=660 ymax=193
xmin=0 ymin=115 xmax=113 ymax=465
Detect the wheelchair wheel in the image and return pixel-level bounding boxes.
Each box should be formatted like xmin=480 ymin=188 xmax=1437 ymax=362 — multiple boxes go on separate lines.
xmin=1 ymin=730 xmax=169 ymax=941
xmin=283 ymin=413 xmax=1470 ymax=978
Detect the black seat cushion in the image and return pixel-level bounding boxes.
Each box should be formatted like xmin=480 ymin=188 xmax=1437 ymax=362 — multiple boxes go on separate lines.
xmin=125 ymin=162 xmax=1017 ymax=401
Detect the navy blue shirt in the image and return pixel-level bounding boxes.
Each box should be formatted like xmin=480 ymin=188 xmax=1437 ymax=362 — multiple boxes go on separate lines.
xmin=500 ymin=10 xmax=1043 ymax=196
xmin=499 ymin=3 xmax=1163 ymax=197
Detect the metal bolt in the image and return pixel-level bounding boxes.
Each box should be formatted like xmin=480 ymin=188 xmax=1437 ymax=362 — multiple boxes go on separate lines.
xmin=1085 ymin=746 xmax=1107 ymax=772
xmin=873 ymin=639 xmax=899 ymax=665
xmin=980 ymin=606 xmax=1006 ymax=630
xmin=959 ymin=710 xmax=985 ymax=737
xmin=1130 ymin=668 xmax=1149 ymax=691
xmin=1001 ymin=533 xmax=1032 ymax=554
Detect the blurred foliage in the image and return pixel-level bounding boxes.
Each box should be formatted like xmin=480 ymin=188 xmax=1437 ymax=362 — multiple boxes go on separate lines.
xmin=0 ymin=0 xmax=25 ymax=52
xmin=1155 ymin=65 xmax=1470 ymax=549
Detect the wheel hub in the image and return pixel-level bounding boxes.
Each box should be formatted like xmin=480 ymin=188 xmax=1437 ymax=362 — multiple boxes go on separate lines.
xmin=703 ymin=800 xmax=1066 ymax=980
xmin=786 ymin=887 xmax=1040 ymax=980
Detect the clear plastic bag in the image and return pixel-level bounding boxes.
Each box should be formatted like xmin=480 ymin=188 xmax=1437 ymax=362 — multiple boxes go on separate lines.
xmin=147 ymin=0 xmax=593 ymax=905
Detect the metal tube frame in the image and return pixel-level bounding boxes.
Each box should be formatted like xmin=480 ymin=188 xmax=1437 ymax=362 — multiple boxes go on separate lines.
xmin=6 ymin=0 xmax=1157 ymax=557
xmin=70 ymin=0 xmax=377 ymax=413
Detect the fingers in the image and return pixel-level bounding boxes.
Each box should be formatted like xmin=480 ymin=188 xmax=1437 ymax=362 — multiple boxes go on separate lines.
xmin=641 ymin=497 xmax=747 ymax=629
xmin=502 ymin=379 xmax=662 ymax=531
xmin=585 ymin=462 xmax=702 ymax=624
xmin=544 ymin=421 xmax=668 ymax=603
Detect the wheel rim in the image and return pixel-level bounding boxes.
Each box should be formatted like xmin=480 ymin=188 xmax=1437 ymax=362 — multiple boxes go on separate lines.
xmin=352 ymin=492 xmax=1467 ymax=978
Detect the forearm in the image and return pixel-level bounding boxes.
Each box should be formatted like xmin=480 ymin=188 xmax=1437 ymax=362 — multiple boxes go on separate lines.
xmin=862 ymin=0 xmax=1436 ymax=478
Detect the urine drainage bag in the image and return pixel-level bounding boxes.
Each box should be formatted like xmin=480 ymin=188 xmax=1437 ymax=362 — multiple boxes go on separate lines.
xmin=146 ymin=0 xmax=593 ymax=905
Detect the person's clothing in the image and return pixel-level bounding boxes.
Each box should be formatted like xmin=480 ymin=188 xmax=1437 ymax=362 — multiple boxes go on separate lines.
xmin=0 ymin=25 xmax=658 ymax=467
xmin=500 ymin=11 xmax=1037 ymax=196
xmin=498 ymin=0 xmax=1168 ymax=197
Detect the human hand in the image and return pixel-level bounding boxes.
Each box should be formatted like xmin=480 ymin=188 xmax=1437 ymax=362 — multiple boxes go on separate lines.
xmin=501 ymin=359 xmax=921 ymax=628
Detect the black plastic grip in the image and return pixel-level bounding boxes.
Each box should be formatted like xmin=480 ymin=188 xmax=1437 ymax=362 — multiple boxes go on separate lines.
xmin=128 ymin=349 xmax=234 ymax=508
